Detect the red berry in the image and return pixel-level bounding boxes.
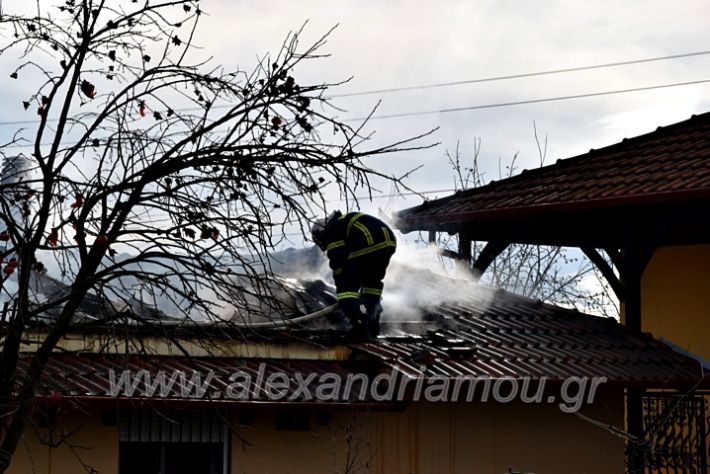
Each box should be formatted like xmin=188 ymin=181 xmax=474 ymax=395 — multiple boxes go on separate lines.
xmin=48 ymin=228 xmax=58 ymax=247
xmin=70 ymin=195 xmax=84 ymax=209
xmin=80 ymin=80 xmax=96 ymax=99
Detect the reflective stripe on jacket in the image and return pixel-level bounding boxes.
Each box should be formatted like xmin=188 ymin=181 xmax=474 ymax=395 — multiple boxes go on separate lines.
xmin=318 ymin=212 xmax=396 ymax=274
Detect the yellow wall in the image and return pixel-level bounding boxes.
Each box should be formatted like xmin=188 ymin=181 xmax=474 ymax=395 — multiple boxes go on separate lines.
xmin=233 ymin=401 xmax=624 ymax=473
xmin=370 ymin=399 xmax=624 ymax=474
xmin=9 ymin=407 xmax=119 ymax=474
xmin=642 ymin=244 xmax=710 ymax=359
xmin=9 ymin=395 xmax=623 ymax=474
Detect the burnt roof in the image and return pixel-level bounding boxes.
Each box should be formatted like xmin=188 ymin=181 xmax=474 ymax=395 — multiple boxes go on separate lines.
xmin=23 ymin=269 xmax=710 ymax=403
xmin=354 ymin=270 xmax=706 ymax=388
xmin=396 ymin=112 xmax=710 ymax=245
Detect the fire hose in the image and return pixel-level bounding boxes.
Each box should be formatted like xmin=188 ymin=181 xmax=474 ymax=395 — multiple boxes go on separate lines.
xmin=232 ymin=303 xmax=339 ymax=328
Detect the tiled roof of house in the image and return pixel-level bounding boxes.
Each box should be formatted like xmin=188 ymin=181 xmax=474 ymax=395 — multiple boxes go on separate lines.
xmin=24 ymin=271 xmax=709 ymax=403
xmin=397 ymin=111 xmax=710 ymax=232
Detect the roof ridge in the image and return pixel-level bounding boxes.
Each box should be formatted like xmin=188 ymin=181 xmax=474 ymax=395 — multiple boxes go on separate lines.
xmin=406 ymin=111 xmax=710 ymax=207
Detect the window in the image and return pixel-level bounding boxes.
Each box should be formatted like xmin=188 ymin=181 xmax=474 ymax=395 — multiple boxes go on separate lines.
xmin=119 ymin=410 xmax=228 ymax=474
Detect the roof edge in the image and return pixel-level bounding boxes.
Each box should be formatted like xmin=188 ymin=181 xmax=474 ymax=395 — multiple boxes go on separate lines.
xmin=398 ymin=187 xmax=710 ymax=232
xmin=396 ymin=111 xmax=710 ymax=231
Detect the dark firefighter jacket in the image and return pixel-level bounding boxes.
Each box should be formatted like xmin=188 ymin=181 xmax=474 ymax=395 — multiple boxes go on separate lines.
xmin=318 ymin=212 xmax=397 ymax=278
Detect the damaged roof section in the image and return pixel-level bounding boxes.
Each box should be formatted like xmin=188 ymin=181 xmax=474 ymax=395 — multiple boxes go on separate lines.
xmin=22 ymin=269 xmax=710 ymax=402
xmin=359 ymin=269 xmax=707 ymax=388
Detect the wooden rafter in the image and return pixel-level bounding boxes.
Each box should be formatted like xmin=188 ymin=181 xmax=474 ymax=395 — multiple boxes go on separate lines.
xmin=471 ymin=240 xmax=509 ymax=280
xmin=581 ymin=247 xmax=625 ymax=301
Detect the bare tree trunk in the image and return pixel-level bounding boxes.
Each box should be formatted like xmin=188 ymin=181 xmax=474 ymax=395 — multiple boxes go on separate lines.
xmin=0 ymin=1 xmax=433 ymax=470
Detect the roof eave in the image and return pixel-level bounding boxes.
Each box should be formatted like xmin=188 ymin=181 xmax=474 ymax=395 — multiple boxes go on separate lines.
xmin=397 ymin=188 xmax=710 ymax=233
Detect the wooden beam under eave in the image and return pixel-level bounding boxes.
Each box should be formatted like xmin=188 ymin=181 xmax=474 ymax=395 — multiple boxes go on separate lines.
xmin=581 ymin=247 xmax=625 ymax=301
xmin=458 ymin=231 xmax=472 ymax=264
xmin=456 ymin=231 xmax=473 ymax=274
xmin=471 ymin=241 xmax=509 ymax=280
xmin=603 ymin=247 xmax=624 ymax=271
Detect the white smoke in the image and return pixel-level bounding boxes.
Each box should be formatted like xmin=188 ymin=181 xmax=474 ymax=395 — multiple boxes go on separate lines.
xmin=380 ymin=240 xmax=494 ymax=324
xmin=267 ymin=225 xmax=496 ymax=328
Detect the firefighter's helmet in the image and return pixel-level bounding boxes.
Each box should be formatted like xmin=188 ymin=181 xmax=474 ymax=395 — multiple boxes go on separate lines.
xmin=311 ymin=210 xmax=341 ymax=247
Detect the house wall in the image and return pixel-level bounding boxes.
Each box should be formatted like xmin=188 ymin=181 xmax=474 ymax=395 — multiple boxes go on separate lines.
xmin=369 ymin=395 xmax=624 ymax=474
xmin=8 ymin=406 xmax=119 ymax=474
xmin=641 ymin=244 xmax=710 ymax=360
xmin=8 ymin=393 xmax=624 ymax=474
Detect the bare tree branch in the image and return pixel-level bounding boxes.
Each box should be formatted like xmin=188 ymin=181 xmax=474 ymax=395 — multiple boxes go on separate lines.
xmin=0 ymin=2 xmax=433 ymax=470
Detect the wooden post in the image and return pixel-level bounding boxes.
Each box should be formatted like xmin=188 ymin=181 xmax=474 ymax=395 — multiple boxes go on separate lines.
xmin=626 ymin=389 xmax=645 ymax=473
xmin=621 ymin=231 xmax=648 ymax=473
xmin=457 ymin=231 xmax=472 ymax=274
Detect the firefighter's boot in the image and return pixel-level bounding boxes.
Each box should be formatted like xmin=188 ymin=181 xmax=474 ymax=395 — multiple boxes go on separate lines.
xmin=365 ymin=302 xmax=382 ymax=337
xmin=341 ymin=300 xmax=371 ymax=342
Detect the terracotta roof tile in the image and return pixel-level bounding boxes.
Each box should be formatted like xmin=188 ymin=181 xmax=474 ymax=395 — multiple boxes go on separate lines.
xmin=20 ymin=270 xmax=710 ymax=404
xmin=397 ymin=111 xmax=710 ymax=230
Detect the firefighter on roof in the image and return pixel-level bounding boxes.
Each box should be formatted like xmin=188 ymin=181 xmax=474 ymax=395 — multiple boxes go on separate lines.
xmin=311 ymin=211 xmax=397 ymax=340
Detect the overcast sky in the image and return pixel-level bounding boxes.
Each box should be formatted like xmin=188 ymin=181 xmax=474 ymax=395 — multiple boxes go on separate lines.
xmin=2 ymin=0 xmax=710 ymax=221
xmin=188 ymin=0 xmax=710 ymax=214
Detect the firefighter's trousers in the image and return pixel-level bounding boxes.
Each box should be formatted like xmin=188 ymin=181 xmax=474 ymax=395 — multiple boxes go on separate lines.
xmin=334 ymin=248 xmax=395 ymax=324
